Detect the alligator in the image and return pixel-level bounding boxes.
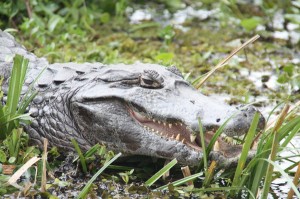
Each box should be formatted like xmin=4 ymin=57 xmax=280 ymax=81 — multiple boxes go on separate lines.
xmin=0 ymin=30 xmax=265 ymax=167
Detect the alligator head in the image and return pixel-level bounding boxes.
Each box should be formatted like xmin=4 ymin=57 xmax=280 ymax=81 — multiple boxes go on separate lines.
xmin=54 ymin=63 xmax=265 ymax=167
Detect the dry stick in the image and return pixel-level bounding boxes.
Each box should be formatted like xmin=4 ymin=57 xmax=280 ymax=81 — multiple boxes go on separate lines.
xmin=25 ymin=0 xmax=32 ymax=19
xmin=181 ymin=166 xmax=193 ymax=186
xmin=8 ymin=156 xmax=41 ymax=185
xmin=196 ymin=35 xmax=260 ymax=89
xmin=203 ymin=160 xmax=216 ymax=187
xmin=41 ymin=138 xmax=48 ymax=192
xmin=162 ymin=159 xmax=171 ymax=180
xmin=287 ymin=162 xmax=300 ymax=199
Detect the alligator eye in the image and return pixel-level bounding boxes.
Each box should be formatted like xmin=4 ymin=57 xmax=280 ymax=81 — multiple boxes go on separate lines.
xmin=140 ymin=76 xmax=162 ymax=88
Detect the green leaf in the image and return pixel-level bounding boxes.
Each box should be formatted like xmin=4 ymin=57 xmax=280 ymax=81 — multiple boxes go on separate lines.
xmin=277 ymin=73 xmax=289 ymax=84
xmin=71 ymin=138 xmax=87 ymax=173
xmin=283 ymin=65 xmax=294 ymax=76
xmin=100 ymin=13 xmax=110 ymax=23
xmin=240 ymin=17 xmax=262 ymax=32
xmin=8 ymin=156 xmax=16 ymax=164
xmin=154 ymin=53 xmax=174 ymax=65
xmin=48 ymin=15 xmax=63 ymax=32
xmin=0 ymin=150 xmax=6 ymax=163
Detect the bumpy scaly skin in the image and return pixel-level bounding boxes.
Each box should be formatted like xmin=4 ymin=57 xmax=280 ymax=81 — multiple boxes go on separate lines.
xmin=0 ymin=30 xmax=265 ymax=167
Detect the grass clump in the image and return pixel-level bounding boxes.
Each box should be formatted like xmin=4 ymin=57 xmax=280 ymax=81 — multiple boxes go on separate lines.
xmin=0 ymin=55 xmax=41 ymax=195
xmin=0 ymin=54 xmax=38 ymax=167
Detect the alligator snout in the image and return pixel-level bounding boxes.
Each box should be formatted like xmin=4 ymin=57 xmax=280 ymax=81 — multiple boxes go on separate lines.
xmin=190 ymin=105 xmax=265 ymax=139
xmin=223 ymin=105 xmax=265 ymax=137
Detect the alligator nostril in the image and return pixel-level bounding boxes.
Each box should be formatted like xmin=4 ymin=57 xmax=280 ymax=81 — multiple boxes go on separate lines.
xmin=244 ymin=113 xmax=247 ymax=117
xmin=216 ymin=118 xmax=221 ymax=123
xmin=190 ymin=100 xmax=195 ymax=104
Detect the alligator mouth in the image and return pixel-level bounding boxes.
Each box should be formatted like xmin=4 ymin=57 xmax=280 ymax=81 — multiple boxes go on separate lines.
xmin=128 ymin=106 xmax=246 ymax=158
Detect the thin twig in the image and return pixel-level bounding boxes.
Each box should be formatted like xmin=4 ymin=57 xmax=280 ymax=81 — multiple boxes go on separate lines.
xmin=41 ymin=138 xmax=48 ymax=192
xmin=196 ymin=35 xmax=260 ymax=89
xmin=25 ymin=0 xmax=32 ymax=19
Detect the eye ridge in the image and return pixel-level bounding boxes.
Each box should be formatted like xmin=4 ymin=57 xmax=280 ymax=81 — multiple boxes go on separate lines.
xmin=140 ymin=70 xmax=164 ymax=88
xmin=144 ymin=70 xmax=159 ymax=79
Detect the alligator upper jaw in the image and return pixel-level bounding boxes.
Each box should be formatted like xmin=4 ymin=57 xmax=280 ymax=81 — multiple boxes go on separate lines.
xmin=128 ymin=106 xmax=245 ymax=159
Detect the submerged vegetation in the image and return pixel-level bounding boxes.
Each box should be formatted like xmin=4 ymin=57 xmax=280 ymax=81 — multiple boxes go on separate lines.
xmin=0 ymin=0 xmax=300 ymax=198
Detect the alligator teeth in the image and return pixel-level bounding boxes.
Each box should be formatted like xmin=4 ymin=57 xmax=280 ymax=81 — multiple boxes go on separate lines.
xmin=224 ymin=137 xmax=233 ymax=144
xmin=156 ymin=130 xmax=159 ymax=134
xmin=169 ymin=124 xmax=172 ymax=128
xmin=158 ymin=121 xmax=161 ymax=124
xmin=163 ymin=122 xmax=166 ymax=126
xmin=181 ymin=138 xmax=185 ymax=144
xmin=151 ymin=128 xmax=155 ymax=132
xmin=153 ymin=119 xmax=156 ymax=122
xmin=190 ymin=134 xmax=196 ymax=143
xmin=171 ymin=135 xmax=175 ymax=139
xmin=180 ymin=123 xmax=183 ymax=126
xmin=213 ymin=141 xmax=220 ymax=151
xmin=176 ymin=134 xmax=181 ymax=141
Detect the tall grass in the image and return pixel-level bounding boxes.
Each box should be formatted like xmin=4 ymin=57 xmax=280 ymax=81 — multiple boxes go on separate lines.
xmin=232 ymin=104 xmax=300 ymax=198
xmin=0 ymin=54 xmax=37 ymax=140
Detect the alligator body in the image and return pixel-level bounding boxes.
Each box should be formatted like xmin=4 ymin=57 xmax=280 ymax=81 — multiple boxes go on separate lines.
xmin=0 ymin=30 xmax=265 ymax=166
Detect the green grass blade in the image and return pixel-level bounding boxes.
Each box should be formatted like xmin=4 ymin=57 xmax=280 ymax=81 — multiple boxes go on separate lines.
xmin=18 ymin=66 xmax=47 ymax=113
xmin=77 ymin=152 xmax=121 ymax=199
xmin=5 ymin=55 xmax=29 ymax=135
xmin=73 ymin=144 xmax=101 ymax=163
xmin=71 ymin=138 xmax=87 ymax=173
xmin=265 ymin=101 xmax=284 ymax=124
xmin=18 ymin=90 xmax=38 ymax=114
xmin=157 ymin=172 xmax=202 ymax=190
xmin=231 ymin=112 xmax=260 ymax=196
xmin=198 ymin=118 xmax=207 ymax=170
xmin=206 ymin=113 xmax=236 ymax=154
xmin=84 ymin=144 xmax=101 ymax=158
xmin=6 ymin=55 xmax=28 ymax=117
xmin=197 ymin=113 xmax=235 ymax=172
xmin=145 ymin=158 xmax=177 ymax=186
